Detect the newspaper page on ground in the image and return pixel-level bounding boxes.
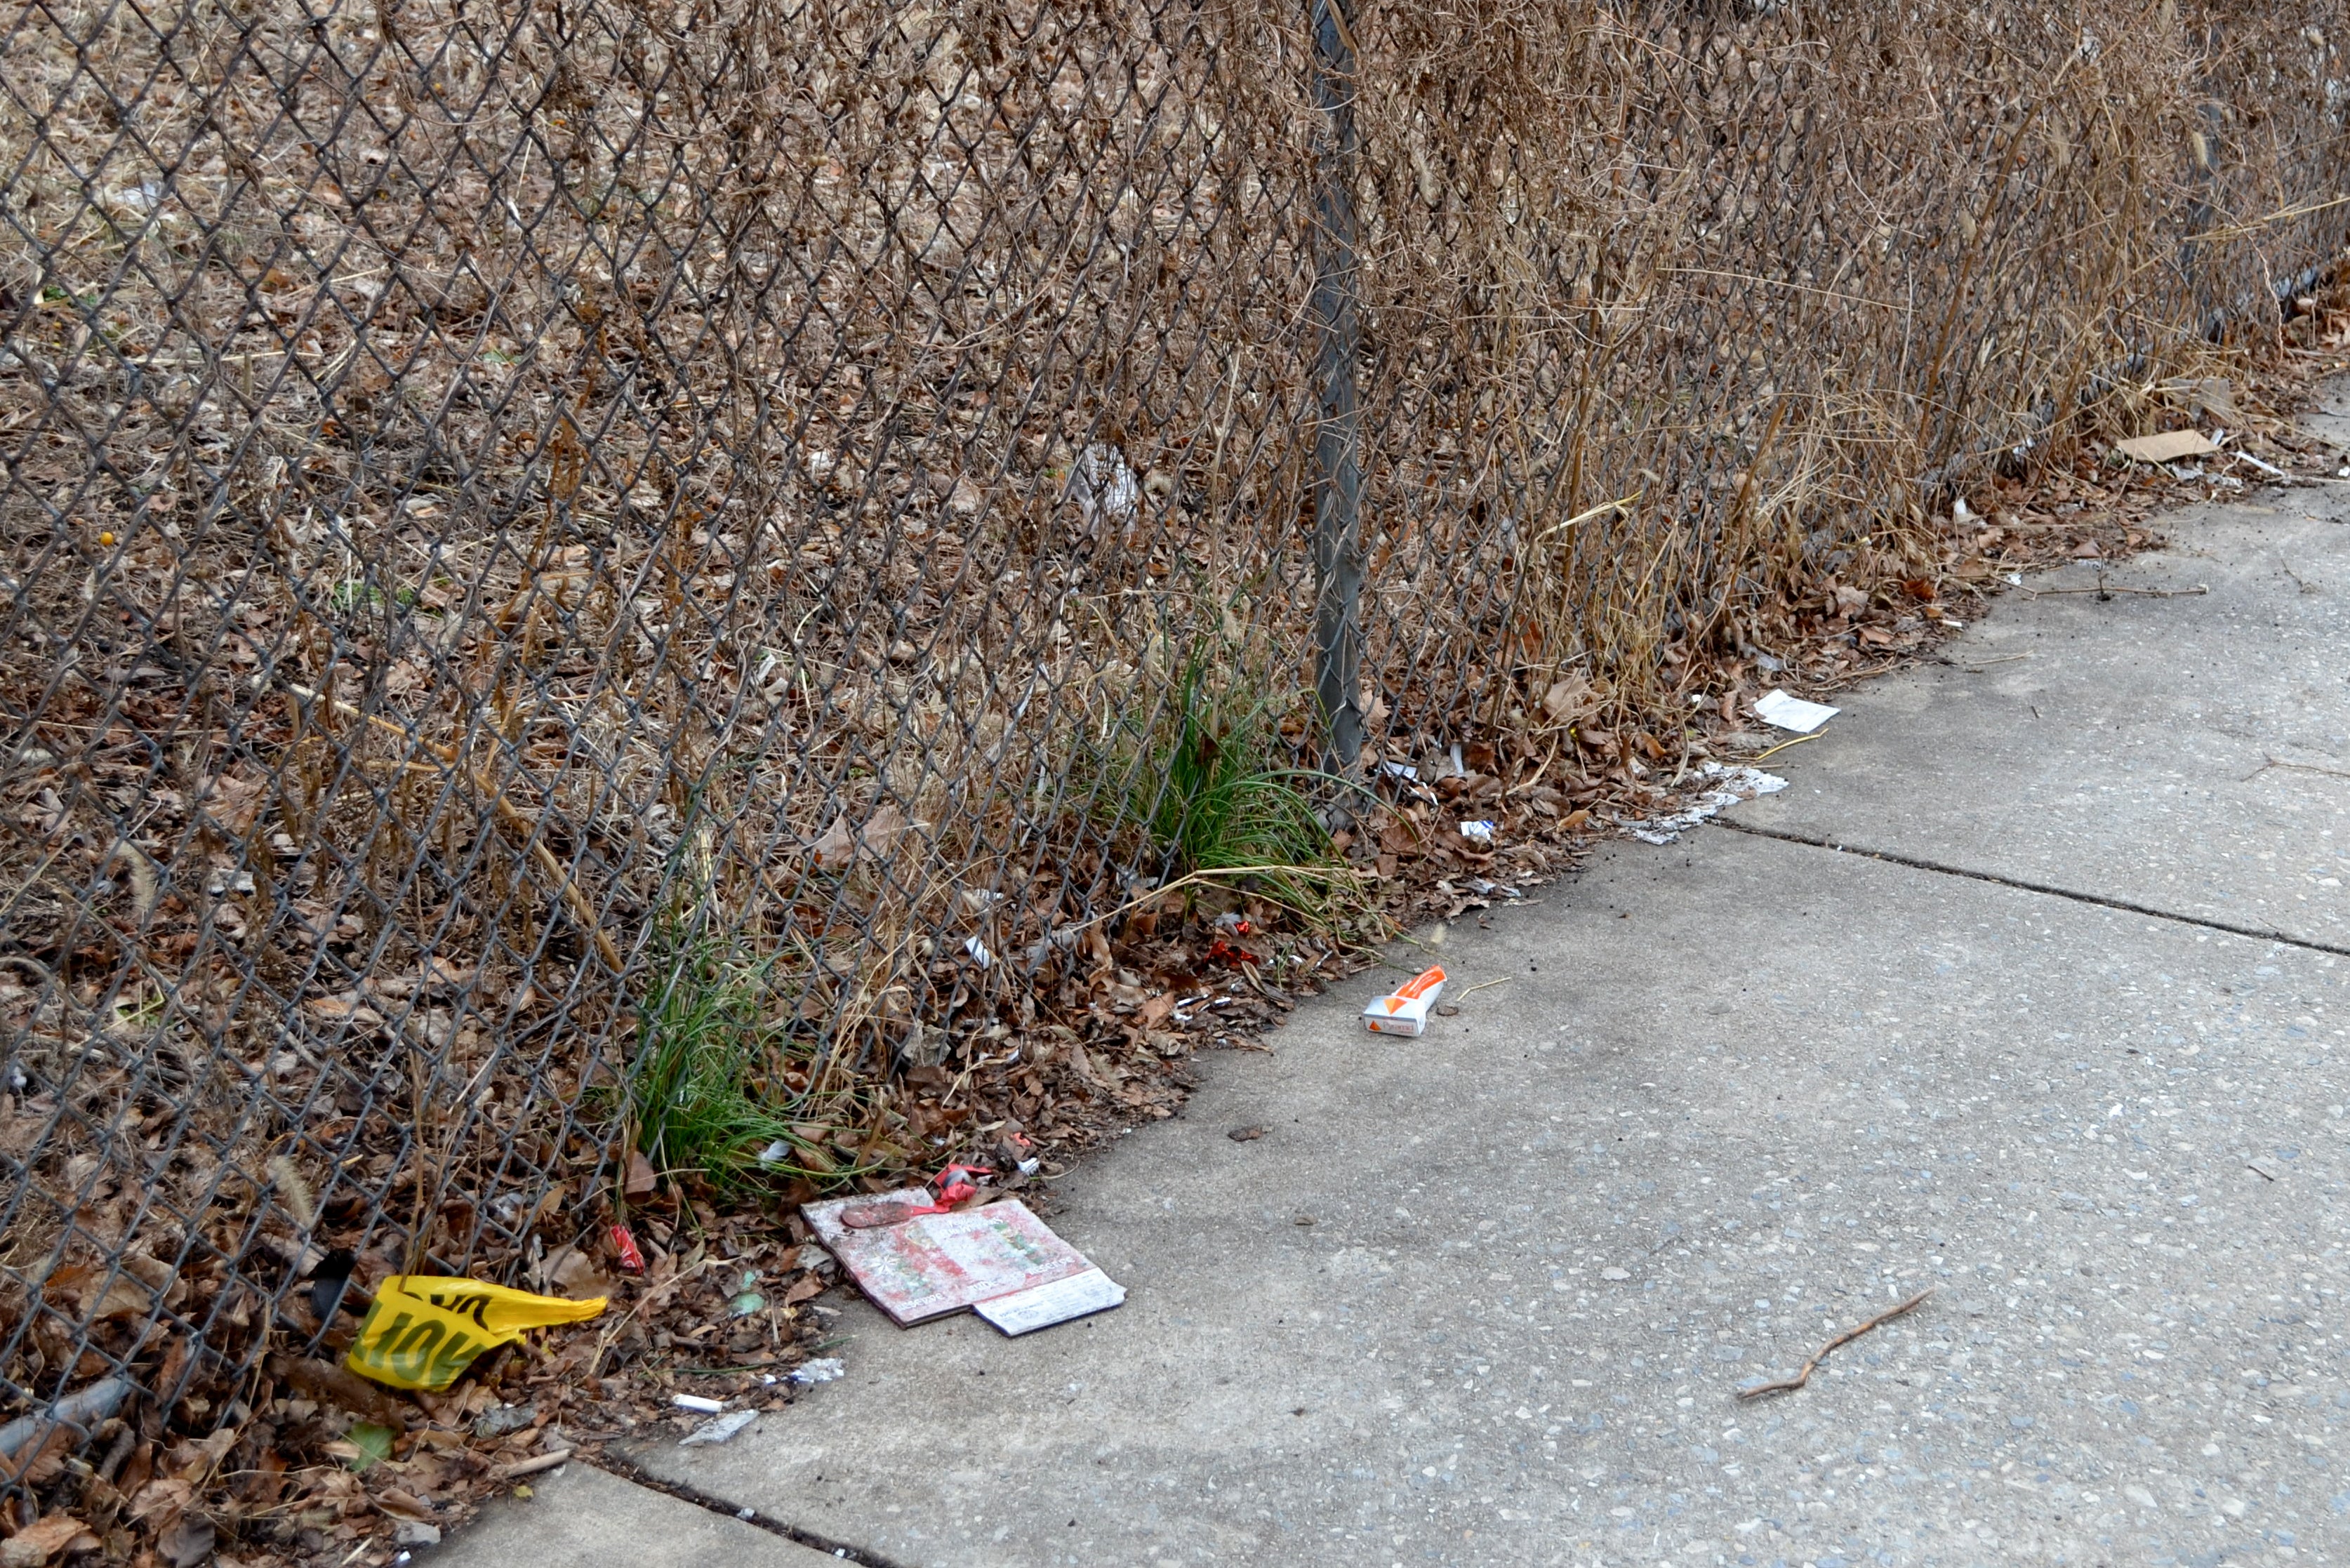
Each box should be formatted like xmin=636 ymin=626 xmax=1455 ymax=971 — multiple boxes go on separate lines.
xmin=804 ymin=1191 xmax=1125 ymax=1334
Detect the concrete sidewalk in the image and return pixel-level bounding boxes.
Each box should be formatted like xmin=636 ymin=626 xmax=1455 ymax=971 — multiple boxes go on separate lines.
xmin=444 ymin=425 xmax=2350 ymax=1567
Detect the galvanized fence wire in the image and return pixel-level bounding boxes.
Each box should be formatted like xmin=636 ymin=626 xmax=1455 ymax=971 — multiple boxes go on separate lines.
xmin=0 ymin=0 xmax=2344 ymax=1510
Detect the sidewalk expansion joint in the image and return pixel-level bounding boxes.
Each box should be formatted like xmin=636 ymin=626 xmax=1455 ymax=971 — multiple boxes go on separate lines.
xmin=1718 ymin=818 xmax=2350 ymax=959
xmin=578 ymin=1453 xmax=912 ymax=1568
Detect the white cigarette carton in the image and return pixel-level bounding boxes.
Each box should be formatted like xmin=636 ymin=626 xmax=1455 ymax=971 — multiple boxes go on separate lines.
xmin=1363 ymin=965 xmax=1447 ymax=1037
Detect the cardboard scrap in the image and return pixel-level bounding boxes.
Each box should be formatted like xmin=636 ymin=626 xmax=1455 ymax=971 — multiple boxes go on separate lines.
xmin=2113 ymin=429 xmax=2217 ymax=463
xmin=803 ymin=1191 xmax=1123 ymax=1335
xmin=1363 ymin=965 xmax=1446 ymax=1037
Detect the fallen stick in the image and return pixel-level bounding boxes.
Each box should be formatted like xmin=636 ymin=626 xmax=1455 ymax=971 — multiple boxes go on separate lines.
xmin=496 ymin=1448 xmax=575 ymax=1479
xmin=2241 ymin=755 xmax=2350 ymax=785
xmin=1749 ymin=732 xmax=1819 ymax=764
xmin=1737 ymin=1286 xmax=1935 ymax=1400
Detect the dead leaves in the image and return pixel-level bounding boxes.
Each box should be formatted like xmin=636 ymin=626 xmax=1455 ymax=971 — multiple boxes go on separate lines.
xmin=123 ymin=1479 xmax=190 ymax=1527
xmin=46 ymin=1256 xmax=184 ymax=1322
xmin=0 ymin=1515 xmax=97 ymax=1568
xmin=532 ymin=1244 xmax=611 ymax=1301
xmin=371 ymin=957 xmax=477 ymax=999
xmin=269 ymin=1354 xmax=406 ymax=1426
xmin=192 ymin=772 xmax=267 ymax=838
xmin=371 ymin=1486 xmax=437 ymax=1524
xmin=153 ymin=1513 xmax=214 ymax=1568
xmin=1539 ymin=674 xmax=1598 ymax=726
xmin=806 ymin=816 xmax=856 ymax=867
xmin=303 ymin=993 xmax=385 ymax=1029
xmin=807 ymin=802 xmax=915 ymax=869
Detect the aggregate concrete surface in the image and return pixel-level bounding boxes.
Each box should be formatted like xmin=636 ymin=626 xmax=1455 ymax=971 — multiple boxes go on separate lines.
xmin=459 ymin=409 xmax=2350 ymax=1567
xmin=434 ymin=1459 xmax=844 ymax=1566
xmin=1736 ymin=494 xmax=2350 ymax=951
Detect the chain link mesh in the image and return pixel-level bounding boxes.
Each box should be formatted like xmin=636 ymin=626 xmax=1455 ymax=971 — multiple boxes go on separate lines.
xmin=3 ymin=0 xmax=2344 ymax=1518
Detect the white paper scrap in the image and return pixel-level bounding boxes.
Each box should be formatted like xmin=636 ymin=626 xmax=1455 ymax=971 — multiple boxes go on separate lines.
xmin=1624 ymin=764 xmax=1788 ymax=844
xmin=1753 ymin=689 xmax=1838 ymax=734
xmin=679 ymin=1409 xmax=759 ymax=1446
xmin=973 ymin=1267 xmax=1127 ymax=1336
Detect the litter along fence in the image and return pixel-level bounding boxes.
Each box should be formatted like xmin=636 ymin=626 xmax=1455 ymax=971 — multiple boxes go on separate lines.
xmin=3 ymin=0 xmax=2346 ymax=1533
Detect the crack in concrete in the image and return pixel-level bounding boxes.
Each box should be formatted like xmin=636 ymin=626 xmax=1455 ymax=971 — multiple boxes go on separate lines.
xmin=1718 ymin=817 xmax=2350 ymax=957
xmin=578 ymin=1453 xmax=910 ymax=1568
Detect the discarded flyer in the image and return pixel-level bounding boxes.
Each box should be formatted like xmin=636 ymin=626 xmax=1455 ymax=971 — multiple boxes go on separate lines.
xmin=1753 ymin=689 xmax=1838 ymax=734
xmin=803 ymin=1192 xmax=1123 ymax=1335
xmin=2113 ymin=428 xmax=2217 ymax=463
xmin=1363 ymin=964 xmax=1446 ymax=1037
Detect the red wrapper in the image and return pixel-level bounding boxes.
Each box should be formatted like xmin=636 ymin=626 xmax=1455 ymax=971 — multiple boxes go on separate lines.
xmin=608 ymin=1221 xmax=646 ymax=1275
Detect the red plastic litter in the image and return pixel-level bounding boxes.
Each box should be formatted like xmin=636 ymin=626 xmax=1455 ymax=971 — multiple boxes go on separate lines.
xmin=932 ymin=1163 xmax=991 ymax=1204
xmin=839 ymin=1164 xmax=997 ymax=1230
xmin=1202 ymin=936 xmax=1255 ymax=968
xmin=609 ymin=1222 xmax=646 ymax=1275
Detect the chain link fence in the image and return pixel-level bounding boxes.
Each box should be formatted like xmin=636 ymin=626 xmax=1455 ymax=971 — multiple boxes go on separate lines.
xmin=3 ymin=0 xmax=2344 ymax=1522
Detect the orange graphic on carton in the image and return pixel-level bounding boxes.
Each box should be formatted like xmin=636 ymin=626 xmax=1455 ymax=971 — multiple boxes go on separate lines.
xmin=1363 ymin=966 xmax=1447 ymax=1037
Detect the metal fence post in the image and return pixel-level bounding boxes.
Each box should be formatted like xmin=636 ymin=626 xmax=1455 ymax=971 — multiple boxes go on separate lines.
xmin=1308 ymin=0 xmax=1365 ymax=774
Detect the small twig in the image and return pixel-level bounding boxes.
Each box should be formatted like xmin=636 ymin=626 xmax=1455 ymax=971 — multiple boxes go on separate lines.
xmin=1750 ymin=732 xmax=1819 ymax=764
xmin=672 ymin=1357 xmax=799 ymax=1375
xmin=585 ymin=1255 xmax=719 ymax=1381
xmin=497 ymin=1448 xmax=575 ymax=1479
xmin=1454 ymin=976 xmax=1513 ymax=1000
xmin=1532 ymin=491 xmax=1641 ymax=541
xmin=2241 ymin=754 xmax=2350 ymax=785
xmin=1737 ymin=1285 xmax=1936 ymax=1400
xmin=942 ymin=1047 xmax=1018 ymax=1108
xmin=1949 ymin=651 xmax=2031 ymax=671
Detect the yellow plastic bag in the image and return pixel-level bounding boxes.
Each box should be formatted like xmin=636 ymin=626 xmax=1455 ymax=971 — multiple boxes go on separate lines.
xmin=346 ymin=1275 xmax=606 ymax=1390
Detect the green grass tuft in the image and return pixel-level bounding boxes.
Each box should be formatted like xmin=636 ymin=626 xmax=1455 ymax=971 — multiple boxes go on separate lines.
xmin=625 ymin=926 xmax=854 ymax=1195
xmin=1101 ymin=642 xmax=1355 ymax=922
